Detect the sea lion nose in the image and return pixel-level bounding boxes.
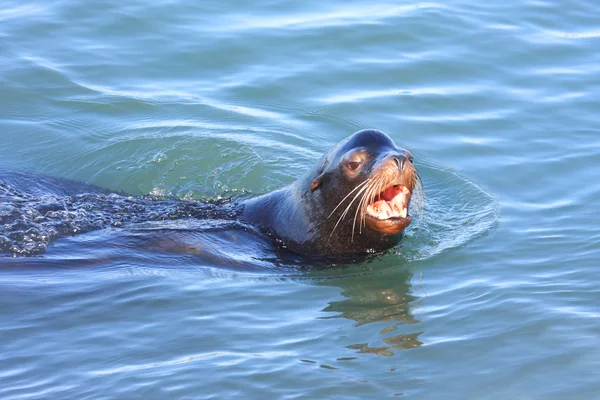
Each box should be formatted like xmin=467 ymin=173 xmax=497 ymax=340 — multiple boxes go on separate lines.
xmin=392 ymin=156 xmax=406 ymax=171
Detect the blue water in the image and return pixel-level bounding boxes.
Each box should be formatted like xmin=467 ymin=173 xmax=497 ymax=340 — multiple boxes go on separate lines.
xmin=1 ymin=0 xmax=600 ymax=398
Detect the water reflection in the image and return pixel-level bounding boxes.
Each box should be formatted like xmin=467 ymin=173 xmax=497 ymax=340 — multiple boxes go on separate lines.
xmin=318 ymin=266 xmax=424 ymax=355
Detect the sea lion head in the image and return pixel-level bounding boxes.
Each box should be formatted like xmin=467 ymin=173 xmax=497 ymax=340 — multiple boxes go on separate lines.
xmin=304 ymin=129 xmax=422 ymax=254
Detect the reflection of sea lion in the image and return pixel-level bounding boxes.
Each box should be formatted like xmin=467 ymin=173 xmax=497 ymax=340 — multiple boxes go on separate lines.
xmin=241 ymin=129 xmax=421 ymax=255
xmin=319 ymin=267 xmax=423 ymax=355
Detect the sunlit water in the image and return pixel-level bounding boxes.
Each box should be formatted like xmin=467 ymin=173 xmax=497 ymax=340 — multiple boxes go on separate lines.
xmin=1 ymin=0 xmax=599 ymax=398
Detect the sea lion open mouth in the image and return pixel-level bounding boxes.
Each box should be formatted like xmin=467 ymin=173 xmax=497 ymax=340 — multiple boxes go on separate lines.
xmin=365 ymin=184 xmax=412 ymax=235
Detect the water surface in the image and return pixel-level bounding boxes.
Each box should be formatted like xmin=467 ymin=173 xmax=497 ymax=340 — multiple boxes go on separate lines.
xmin=1 ymin=0 xmax=599 ymax=398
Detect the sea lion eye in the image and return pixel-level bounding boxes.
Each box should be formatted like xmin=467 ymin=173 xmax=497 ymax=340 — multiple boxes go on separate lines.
xmin=347 ymin=161 xmax=361 ymax=171
xmin=408 ymin=156 xmax=414 ymax=163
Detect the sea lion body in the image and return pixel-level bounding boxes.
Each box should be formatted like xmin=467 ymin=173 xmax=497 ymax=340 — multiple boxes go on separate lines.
xmin=1 ymin=129 xmax=420 ymax=257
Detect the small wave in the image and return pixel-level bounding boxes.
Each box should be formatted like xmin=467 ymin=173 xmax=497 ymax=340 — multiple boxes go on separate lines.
xmin=217 ymin=3 xmax=445 ymax=32
xmin=397 ymin=163 xmax=499 ymax=262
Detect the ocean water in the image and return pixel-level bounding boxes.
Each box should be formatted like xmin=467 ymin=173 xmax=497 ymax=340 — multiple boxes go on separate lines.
xmin=1 ymin=0 xmax=599 ymax=398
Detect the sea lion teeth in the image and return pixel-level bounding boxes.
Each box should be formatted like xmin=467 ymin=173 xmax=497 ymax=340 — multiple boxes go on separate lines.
xmin=392 ymin=195 xmax=405 ymax=211
xmin=366 ymin=185 xmax=412 ymax=220
xmin=381 ymin=200 xmax=392 ymax=214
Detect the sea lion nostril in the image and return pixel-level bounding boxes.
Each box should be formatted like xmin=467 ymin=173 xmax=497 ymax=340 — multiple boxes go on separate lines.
xmin=393 ymin=156 xmax=405 ymax=171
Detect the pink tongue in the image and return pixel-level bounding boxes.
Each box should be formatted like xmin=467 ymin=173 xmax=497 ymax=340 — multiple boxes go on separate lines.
xmin=381 ymin=186 xmax=401 ymax=201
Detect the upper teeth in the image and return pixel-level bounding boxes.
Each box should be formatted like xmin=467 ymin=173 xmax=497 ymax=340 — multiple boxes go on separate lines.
xmin=366 ymin=185 xmax=410 ymax=220
xmin=367 ymin=202 xmax=408 ymax=220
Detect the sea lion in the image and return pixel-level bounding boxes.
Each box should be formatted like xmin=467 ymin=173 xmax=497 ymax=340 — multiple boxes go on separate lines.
xmin=0 ymin=129 xmax=421 ymax=257
xmin=241 ymin=129 xmax=421 ymax=255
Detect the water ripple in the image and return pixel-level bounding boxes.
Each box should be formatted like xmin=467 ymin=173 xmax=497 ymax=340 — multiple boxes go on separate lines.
xmin=1 ymin=0 xmax=600 ymax=397
xmin=220 ymin=3 xmax=445 ymax=32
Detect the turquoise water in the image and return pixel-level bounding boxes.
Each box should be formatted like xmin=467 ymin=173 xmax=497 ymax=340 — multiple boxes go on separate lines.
xmin=1 ymin=0 xmax=600 ymax=398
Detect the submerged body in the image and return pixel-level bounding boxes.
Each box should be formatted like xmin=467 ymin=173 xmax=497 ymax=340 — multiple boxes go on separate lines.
xmin=0 ymin=171 xmax=241 ymax=255
xmin=1 ymin=130 xmax=420 ymax=257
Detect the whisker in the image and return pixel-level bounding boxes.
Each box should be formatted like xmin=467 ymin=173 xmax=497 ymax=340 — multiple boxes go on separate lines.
xmin=365 ymin=175 xmax=385 ymax=230
xmin=327 ymin=179 xmax=369 ymax=219
xmin=328 ymin=182 xmax=371 ymax=239
xmin=330 ymin=186 xmax=369 ymax=240
xmin=412 ymin=172 xmax=425 ymax=220
xmin=356 ymin=178 xmax=374 ymax=235
xmin=353 ymin=178 xmax=376 ymax=239
xmin=362 ymin=179 xmax=379 ymax=231
xmin=338 ymin=182 xmax=370 ymax=223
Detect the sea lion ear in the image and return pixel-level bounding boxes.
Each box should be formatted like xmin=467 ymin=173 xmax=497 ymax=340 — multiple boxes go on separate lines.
xmin=310 ymin=174 xmax=324 ymax=192
xmin=311 ymin=157 xmax=329 ymax=192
